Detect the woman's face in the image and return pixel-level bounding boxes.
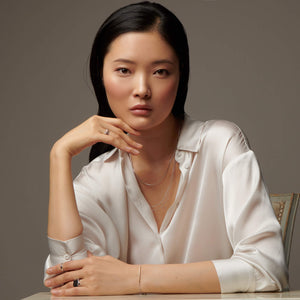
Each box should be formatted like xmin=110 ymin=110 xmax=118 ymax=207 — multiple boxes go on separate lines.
xmin=102 ymin=31 xmax=180 ymax=132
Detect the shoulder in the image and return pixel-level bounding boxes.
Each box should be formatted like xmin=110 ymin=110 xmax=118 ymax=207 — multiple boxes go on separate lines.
xmin=195 ymin=119 xmax=251 ymax=164
xmin=202 ymin=120 xmax=244 ymax=139
xmin=201 ymin=120 xmax=251 ymax=169
xmin=201 ymin=120 xmax=249 ymax=147
xmin=183 ymin=117 xmax=243 ymax=139
xmin=179 ymin=117 xmax=249 ymax=153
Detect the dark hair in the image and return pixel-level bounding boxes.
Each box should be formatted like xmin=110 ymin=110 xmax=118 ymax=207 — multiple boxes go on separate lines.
xmin=89 ymin=1 xmax=189 ymax=161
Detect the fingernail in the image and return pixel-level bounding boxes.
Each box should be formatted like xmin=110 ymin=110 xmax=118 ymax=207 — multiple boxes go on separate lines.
xmin=133 ymin=130 xmax=141 ymax=135
xmin=44 ymin=279 xmax=51 ymax=286
xmin=51 ymin=289 xmax=62 ymax=296
xmin=47 ymin=267 xmax=56 ymax=274
xmin=131 ymin=149 xmax=140 ymax=155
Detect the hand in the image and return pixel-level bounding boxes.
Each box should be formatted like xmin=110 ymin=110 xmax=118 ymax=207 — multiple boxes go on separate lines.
xmin=52 ymin=115 xmax=143 ymax=158
xmin=44 ymin=253 xmax=140 ymax=296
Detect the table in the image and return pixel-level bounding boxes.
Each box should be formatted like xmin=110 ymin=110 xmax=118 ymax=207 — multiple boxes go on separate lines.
xmin=22 ymin=291 xmax=300 ymax=300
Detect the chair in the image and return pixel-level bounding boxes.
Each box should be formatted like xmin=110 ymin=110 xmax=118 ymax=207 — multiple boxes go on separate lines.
xmin=270 ymin=193 xmax=299 ymax=266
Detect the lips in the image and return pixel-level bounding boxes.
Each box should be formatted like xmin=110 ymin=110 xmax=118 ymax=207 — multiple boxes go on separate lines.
xmin=130 ymin=104 xmax=152 ymax=116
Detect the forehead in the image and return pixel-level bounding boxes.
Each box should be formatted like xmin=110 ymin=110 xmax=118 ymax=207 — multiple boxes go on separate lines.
xmin=105 ymin=31 xmax=178 ymax=64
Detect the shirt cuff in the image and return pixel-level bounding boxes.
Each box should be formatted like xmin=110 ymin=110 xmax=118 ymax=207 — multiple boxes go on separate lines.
xmin=48 ymin=235 xmax=87 ymax=266
xmin=212 ymin=258 xmax=255 ymax=293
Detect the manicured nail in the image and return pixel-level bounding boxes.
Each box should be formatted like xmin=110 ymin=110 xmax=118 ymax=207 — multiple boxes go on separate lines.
xmin=135 ymin=143 xmax=143 ymax=149
xmin=44 ymin=279 xmax=51 ymax=286
xmin=51 ymin=289 xmax=62 ymax=296
xmin=133 ymin=130 xmax=141 ymax=135
xmin=46 ymin=267 xmax=55 ymax=274
xmin=131 ymin=148 xmax=140 ymax=155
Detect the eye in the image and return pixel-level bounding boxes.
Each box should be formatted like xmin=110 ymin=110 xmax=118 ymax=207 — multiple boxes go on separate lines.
xmin=116 ymin=68 xmax=131 ymax=75
xmin=154 ymin=69 xmax=169 ymax=77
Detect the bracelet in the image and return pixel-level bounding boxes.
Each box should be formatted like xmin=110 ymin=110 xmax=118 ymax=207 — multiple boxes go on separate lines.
xmin=138 ymin=265 xmax=142 ymax=293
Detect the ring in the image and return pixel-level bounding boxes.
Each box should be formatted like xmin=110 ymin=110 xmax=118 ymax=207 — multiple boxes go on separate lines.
xmin=60 ymin=263 xmax=64 ymax=272
xmin=73 ymin=279 xmax=80 ymax=287
xmin=104 ymin=129 xmax=109 ymax=135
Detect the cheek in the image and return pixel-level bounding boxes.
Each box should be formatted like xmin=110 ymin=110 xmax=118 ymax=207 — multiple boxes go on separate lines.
xmin=104 ymin=77 xmax=130 ymax=102
xmin=156 ymin=80 xmax=179 ymax=106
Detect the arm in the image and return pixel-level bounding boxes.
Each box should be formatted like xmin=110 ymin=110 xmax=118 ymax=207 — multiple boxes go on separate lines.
xmin=45 ymin=116 xmax=142 ymax=282
xmin=215 ymin=150 xmax=288 ymax=292
xmin=47 ymin=115 xmax=142 ymax=241
xmin=214 ymin=123 xmax=289 ymax=292
xmin=45 ymin=255 xmax=220 ymax=296
xmin=141 ymin=261 xmax=220 ymax=294
xmin=48 ymin=145 xmax=83 ymax=241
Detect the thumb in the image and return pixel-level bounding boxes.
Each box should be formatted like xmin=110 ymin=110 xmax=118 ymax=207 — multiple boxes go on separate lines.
xmin=87 ymin=250 xmax=94 ymax=257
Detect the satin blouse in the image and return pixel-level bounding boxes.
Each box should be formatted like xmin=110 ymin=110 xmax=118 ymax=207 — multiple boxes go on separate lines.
xmin=44 ymin=118 xmax=289 ymax=293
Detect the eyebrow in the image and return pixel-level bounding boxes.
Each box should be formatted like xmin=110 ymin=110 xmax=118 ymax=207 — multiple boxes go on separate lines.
xmin=113 ymin=58 xmax=176 ymax=65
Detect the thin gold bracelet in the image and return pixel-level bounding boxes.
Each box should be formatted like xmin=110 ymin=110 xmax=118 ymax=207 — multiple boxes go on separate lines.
xmin=138 ymin=265 xmax=142 ymax=293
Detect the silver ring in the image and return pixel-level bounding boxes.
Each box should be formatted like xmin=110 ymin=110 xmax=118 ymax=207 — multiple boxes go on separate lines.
xmin=73 ymin=279 xmax=80 ymax=287
xmin=104 ymin=129 xmax=109 ymax=135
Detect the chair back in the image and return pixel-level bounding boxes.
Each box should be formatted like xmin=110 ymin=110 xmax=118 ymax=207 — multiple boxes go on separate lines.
xmin=270 ymin=193 xmax=299 ymax=266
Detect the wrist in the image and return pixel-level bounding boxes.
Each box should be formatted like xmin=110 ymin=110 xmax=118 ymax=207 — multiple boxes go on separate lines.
xmin=124 ymin=264 xmax=142 ymax=295
xmin=50 ymin=140 xmax=72 ymax=161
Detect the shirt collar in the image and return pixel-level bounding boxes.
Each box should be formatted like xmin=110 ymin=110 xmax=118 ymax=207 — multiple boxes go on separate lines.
xmin=177 ymin=115 xmax=204 ymax=153
xmin=103 ymin=147 xmax=118 ymax=162
xmin=103 ymin=115 xmax=204 ymax=162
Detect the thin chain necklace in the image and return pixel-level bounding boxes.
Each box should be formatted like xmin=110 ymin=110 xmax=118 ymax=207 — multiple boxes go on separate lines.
xmin=130 ymin=151 xmax=175 ymax=187
xmin=130 ymin=124 xmax=181 ymax=187
xmin=149 ymin=157 xmax=176 ymax=211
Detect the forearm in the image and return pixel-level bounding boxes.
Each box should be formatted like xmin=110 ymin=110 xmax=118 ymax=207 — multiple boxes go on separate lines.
xmin=47 ymin=143 xmax=83 ymax=241
xmin=140 ymin=261 xmax=220 ymax=294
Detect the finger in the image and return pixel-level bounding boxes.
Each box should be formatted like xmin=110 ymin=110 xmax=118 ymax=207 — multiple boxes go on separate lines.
xmin=59 ymin=259 xmax=85 ymax=272
xmin=88 ymin=117 xmax=143 ymax=155
xmin=45 ymin=270 xmax=82 ymax=288
xmin=101 ymin=133 xmax=141 ymax=155
xmin=57 ymin=278 xmax=82 ymax=289
xmin=107 ymin=118 xmax=141 ymax=136
xmin=46 ymin=262 xmax=67 ymax=275
xmin=101 ymin=124 xmax=143 ymax=150
xmin=51 ymin=286 xmax=88 ymax=297
xmin=120 ymin=132 xmax=143 ymax=149
xmin=46 ymin=259 xmax=83 ymax=275
xmin=99 ymin=130 xmax=142 ymax=155
xmin=91 ymin=116 xmax=142 ymax=149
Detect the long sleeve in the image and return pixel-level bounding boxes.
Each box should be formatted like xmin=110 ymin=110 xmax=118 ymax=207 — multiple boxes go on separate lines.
xmin=44 ymin=149 xmax=126 ymax=280
xmin=212 ymin=124 xmax=289 ymax=292
xmin=44 ymin=235 xmax=88 ymax=281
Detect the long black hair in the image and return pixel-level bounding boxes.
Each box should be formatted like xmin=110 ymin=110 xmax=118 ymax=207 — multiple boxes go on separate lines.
xmin=89 ymin=1 xmax=190 ymax=162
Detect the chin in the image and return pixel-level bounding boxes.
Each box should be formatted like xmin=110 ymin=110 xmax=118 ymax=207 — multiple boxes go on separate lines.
xmin=132 ymin=119 xmax=172 ymax=133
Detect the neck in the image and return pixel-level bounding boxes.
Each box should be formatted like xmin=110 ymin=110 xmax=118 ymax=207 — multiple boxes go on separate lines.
xmin=131 ymin=116 xmax=182 ymax=163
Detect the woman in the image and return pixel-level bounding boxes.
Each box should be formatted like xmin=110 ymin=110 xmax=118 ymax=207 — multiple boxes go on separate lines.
xmin=44 ymin=1 xmax=288 ymax=296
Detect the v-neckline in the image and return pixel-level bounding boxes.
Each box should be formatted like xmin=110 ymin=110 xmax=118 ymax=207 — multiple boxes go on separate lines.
xmin=123 ymin=152 xmax=183 ymax=234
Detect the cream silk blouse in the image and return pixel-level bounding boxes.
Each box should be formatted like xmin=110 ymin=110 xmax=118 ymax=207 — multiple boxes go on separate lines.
xmin=44 ymin=118 xmax=288 ymax=293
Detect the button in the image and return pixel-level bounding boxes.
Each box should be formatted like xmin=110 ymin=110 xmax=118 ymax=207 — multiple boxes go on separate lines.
xmin=64 ymin=254 xmax=71 ymax=261
xmin=176 ymin=152 xmax=183 ymax=159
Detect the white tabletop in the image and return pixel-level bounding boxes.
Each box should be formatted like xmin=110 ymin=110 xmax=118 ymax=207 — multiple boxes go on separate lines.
xmin=22 ymin=291 xmax=300 ymax=300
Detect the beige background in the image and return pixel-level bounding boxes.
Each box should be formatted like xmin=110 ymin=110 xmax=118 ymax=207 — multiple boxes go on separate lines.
xmin=0 ymin=1 xmax=299 ymax=299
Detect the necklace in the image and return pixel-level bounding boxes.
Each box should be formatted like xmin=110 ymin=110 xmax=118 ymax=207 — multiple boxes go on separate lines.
xmin=129 ymin=123 xmax=182 ymax=187
xmin=149 ymin=157 xmax=176 ymax=211
xmin=130 ymin=152 xmax=175 ymax=187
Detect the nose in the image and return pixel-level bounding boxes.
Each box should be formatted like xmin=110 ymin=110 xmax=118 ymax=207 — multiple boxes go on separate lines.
xmin=133 ymin=74 xmax=151 ymax=99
